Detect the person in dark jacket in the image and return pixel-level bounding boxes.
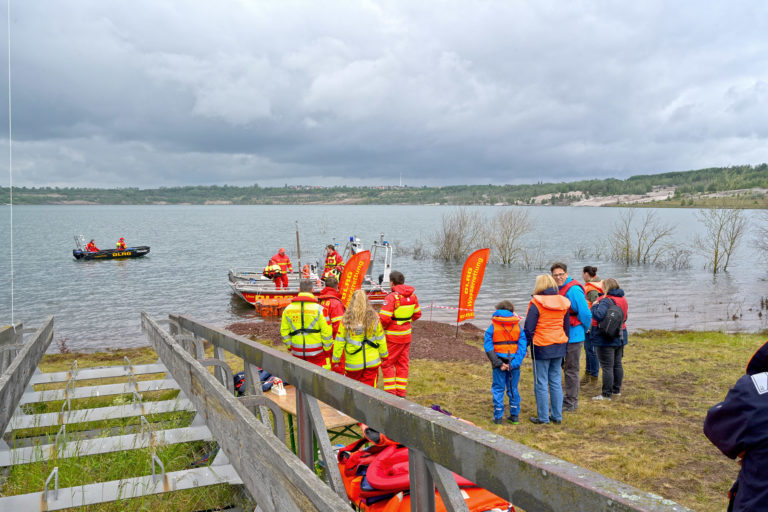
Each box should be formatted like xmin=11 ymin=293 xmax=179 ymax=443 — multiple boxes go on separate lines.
xmin=588 ymin=278 xmax=628 ymax=401
xmin=704 ymin=339 xmax=768 ymax=512
xmin=524 ymin=274 xmax=570 ymax=425
xmin=484 ymin=301 xmax=528 ymax=425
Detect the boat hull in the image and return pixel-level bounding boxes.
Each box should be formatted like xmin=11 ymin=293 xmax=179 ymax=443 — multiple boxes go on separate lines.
xmin=73 ymin=246 xmax=150 ymax=260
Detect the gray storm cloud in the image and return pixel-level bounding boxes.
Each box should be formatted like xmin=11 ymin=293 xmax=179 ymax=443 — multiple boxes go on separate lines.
xmin=1 ymin=0 xmax=767 ymax=187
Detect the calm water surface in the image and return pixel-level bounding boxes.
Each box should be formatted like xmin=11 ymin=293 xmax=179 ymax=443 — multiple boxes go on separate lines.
xmin=0 ymin=205 xmax=765 ymax=351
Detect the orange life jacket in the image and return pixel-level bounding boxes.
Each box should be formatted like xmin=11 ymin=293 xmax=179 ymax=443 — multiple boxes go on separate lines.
xmin=491 ymin=316 xmax=521 ymax=354
xmin=530 ymin=295 xmax=570 ymax=347
xmin=584 ymin=281 xmax=604 ymax=308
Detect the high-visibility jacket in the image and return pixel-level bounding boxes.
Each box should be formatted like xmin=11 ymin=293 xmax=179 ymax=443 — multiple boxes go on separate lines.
xmin=280 ymin=293 xmax=332 ymax=361
xmin=272 ymin=253 xmax=293 ymax=274
xmin=529 ymin=294 xmax=570 ymax=347
xmin=318 ymin=287 xmax=345 ymax=338
xmin=116 ymin=241 xmax=126 ymax=250
xmin=86 ymin=242 xmax=99 ymax=252
xmin=324 ymin=251 xmax=344 ymax=274
xmin=379 ymin=284 xmax=421 ymax=344
xmin=263 ymin=264 xmax=282 ymax=279
xmin=333 ymin=320 xmax=388 ymax=371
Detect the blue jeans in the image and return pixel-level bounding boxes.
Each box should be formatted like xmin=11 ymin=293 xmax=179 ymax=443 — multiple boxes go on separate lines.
xmin=491 ymin=366 xmax=520 ymax=419
xmin=584 ymin=336 xmax=599 ymax=377
xmin=533 ymin=357 xmax=563 ymax=422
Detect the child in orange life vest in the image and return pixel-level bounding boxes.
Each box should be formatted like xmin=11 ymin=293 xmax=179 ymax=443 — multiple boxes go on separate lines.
xmin=484 ymin=301 xmax=528 ymax=425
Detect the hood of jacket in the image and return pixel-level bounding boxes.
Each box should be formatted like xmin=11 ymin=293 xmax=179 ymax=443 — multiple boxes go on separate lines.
xmin=318 ymin=287 xmax=342 ymax=299
xmin=747 ymin=339 xmax=768 ymax=375
xmin=392 ymin=284 xmax=416 ymax=297
xmin=607 ymin=288 xmax=625 ymax=298
xmin=492 ymin=309 xmax=516 ymax=318
xmin=538 ymin=287 xmax=558 ymax=296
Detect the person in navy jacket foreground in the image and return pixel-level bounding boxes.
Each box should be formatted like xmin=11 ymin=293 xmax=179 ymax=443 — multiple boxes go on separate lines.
xmin=704 ymin=339 xmax=768 ymax=512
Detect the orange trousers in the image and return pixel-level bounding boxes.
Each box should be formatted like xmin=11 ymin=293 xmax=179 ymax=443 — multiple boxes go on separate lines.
xmin=381 ymin=342 xmax=410 ymax=397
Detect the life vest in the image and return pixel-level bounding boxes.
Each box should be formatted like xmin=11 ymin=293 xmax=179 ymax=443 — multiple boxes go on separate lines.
xmin=584 ymin=281 xmax=604 ymax=308
xmin=116 ymin=241 xmax=126 ymax=250
xmin=86 ymin=242 xmax=99 ymax=252
xmin=391 ymin=294 xmax=416 ymax=325
xmin=302 ymin=264 xmax=310 ymax=278
xmin=558 ymin=280 xmax=585 ymax=326
xmin=529 ymin=295 xmax=570 ymax=347
xmin=263 ymin=264 xmax=282 ymax=279
xmin=491 ymin=315 xmax=521 ymax=354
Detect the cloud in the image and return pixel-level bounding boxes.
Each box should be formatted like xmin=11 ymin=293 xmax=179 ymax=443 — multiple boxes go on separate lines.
xmin=0 ymin=0 xmax=767 ymax=188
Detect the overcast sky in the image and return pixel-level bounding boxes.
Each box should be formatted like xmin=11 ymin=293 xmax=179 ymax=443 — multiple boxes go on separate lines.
xmin=1 ymin=1 xmax=767 ymax=188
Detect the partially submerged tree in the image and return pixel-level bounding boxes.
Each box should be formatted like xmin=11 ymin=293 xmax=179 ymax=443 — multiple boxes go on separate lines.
xmin=610 ymin=210 xmax=675 ymax=265
xmin=431 ymin=207 xmax=486 ymax=262
xmin=487 ymin=209 xmax=534 ymax=265
xmin=754 ymin=210 xmax=768 ymax=264
xmin=695 ymin=208 xmax=747 ymax=273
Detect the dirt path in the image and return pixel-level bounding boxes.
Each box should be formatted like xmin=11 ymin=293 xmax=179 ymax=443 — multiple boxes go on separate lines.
xmin=226 ymin=319 xmax=488 ymax=364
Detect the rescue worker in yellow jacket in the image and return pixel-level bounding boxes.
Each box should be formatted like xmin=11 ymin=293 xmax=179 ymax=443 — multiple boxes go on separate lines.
xmin=280 ymin=280 xmax=333 ymax=369
xmin=333 ymin=289 xmax=388 ymax=387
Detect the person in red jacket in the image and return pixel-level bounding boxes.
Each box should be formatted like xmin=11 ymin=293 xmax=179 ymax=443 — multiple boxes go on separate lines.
xmin=323 ymin=244 xmax=344 ymax=280
xmin=318 ymin=275 xmax=347 ymax=374
xmin=116 ymin=237 xmax=126 ymax=250
xmin=379 ymin=270 xmax=421 ymax=397
xmin=271 ymin=248 xmax=293 ymax=289
xmin=85 ymin=239 xmax=99 ymax=252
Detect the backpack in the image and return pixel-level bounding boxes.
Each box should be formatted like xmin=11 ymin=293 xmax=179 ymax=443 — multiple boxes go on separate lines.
xmin=597 ymin=298 xmax=624 ymax=339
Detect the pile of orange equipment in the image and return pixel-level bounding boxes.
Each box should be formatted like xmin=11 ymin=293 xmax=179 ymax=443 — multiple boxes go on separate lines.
xmin=254 ymin=297 xmax=292 ymax=317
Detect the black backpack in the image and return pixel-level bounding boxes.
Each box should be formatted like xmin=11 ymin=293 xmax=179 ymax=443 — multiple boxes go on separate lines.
xmin=597 ymin=298 xmax=624 ymax=339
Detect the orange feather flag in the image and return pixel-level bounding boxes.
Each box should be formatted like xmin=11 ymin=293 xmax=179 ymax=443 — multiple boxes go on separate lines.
xmin=457 ymin=248 xmax=490 ymax=323
xmin=339 ymin=250 xmax=371 ymax=306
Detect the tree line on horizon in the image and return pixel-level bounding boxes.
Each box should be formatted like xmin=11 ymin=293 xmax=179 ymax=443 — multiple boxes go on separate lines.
xmin=1 ymin=163 xmax=766 ymax=206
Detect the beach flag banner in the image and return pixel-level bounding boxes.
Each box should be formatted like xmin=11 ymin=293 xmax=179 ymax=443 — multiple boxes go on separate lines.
xmin=339 ymin=250 xmax=371 ymax=306
xmin=457 ymin=248 xmax=490 ymax=323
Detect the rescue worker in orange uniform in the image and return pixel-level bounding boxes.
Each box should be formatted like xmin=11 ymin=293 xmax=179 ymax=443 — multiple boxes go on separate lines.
xmin=271 ymin=248 xmax=293 ymax=289
xmin=323 ymin=244 xmax=344 ymax=280
xmin=524 ymin=274 xmax=570 ymax=425
xmin=379 ymin=271 xmax=421 ymax=397
xmin=85 ymin=239 xmax=99 ymax=252
xmin=280 ymin=280 xmax=333 ymax=368
xmin=116 ymin=237 xmax=126 ymax=250
xmin=318 ymin=276 xmax=346 ymax=373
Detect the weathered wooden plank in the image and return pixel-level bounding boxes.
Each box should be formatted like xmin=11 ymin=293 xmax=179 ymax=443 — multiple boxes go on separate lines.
xmin=172 ymin=314 xmax=690 ymax=512
xmin=0 ymin=317 xmax=54 ymax=435
xmin=142 ymin=313 xmax=350 ymax=512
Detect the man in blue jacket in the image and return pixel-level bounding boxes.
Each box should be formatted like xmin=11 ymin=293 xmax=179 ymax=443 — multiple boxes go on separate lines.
xmin=484 ymin=301 xmax=527 ymax=425
xmin=704 ymin=339 xmax=768 ymax=512
xmin=551 ymin=263 xmax=592 ymax=412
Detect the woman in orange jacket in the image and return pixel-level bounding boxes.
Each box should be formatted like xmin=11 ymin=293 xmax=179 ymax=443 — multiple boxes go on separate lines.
xmin=523 ymin=274 xmax=570 ymax=425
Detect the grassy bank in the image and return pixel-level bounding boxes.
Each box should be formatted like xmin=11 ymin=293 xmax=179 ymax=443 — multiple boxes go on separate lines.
xmin=7 ymin=331 xmax=763 ymax=511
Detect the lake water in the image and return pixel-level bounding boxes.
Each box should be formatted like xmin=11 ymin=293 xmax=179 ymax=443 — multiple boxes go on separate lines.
xmin=0 ymin=205 xmax=765 ymax=352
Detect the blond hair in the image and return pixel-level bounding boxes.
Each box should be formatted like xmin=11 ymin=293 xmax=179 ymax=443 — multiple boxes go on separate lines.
xmin=533 ymin=274 xmax=558 ymax=294
xmin=603 ymin=278 xmax=620 ymax=293
xmin=342 ymin=289 xmax=379 ymax=336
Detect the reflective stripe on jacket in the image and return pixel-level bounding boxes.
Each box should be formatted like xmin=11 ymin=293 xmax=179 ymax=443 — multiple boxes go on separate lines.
xmin=333 ymin=321 xmax=388 ymax=371
xmin=319 ymin=287 xmax=345 ymax=339
xmin=280 ymin=293 xmax=332 ymax=359
xmin=272 ymin=253 xmax=293 ymax=273
xmin=379 ymin=285 xmax=421 ymax=344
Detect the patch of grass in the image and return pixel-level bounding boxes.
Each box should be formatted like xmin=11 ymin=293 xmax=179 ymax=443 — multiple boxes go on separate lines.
xmin=409 ymin=330 xmax=765 ymax=512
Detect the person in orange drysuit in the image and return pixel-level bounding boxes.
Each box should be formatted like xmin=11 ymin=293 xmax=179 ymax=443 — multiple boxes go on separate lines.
xmin=271 ymin=248 xmax=293 ymax=289
xmin=85 ymin=240 xmax=100 ymax=252
xmin=379 ymin=270 xmax=421 ymax=397
xmin=323 ymin=244 xmax=344 ymax=280
xmin=318 ymin=276 xmax=346 ymax=373
xmin=116 ymin=237 xmax=126 ymax=250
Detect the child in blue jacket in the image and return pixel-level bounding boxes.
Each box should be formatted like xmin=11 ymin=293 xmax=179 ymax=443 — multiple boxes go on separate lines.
xmin=484 ymin=301 xmax=528 ymax=424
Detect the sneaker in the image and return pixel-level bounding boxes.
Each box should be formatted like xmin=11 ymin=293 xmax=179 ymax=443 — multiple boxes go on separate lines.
xmin=563 ymin=404 xmax=578 ymax=413
xmin=507 ymin=415 xmax=519 ymax=424
xmin=592 ymin=394 xmax=611 ymax=401
xmin=529 ymin=417 xmax=549 ymax=425
xmin=492 ymin=418 xmax=503 ymax=425
xmin=548 ymin=416 xmax=562 ymax=425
